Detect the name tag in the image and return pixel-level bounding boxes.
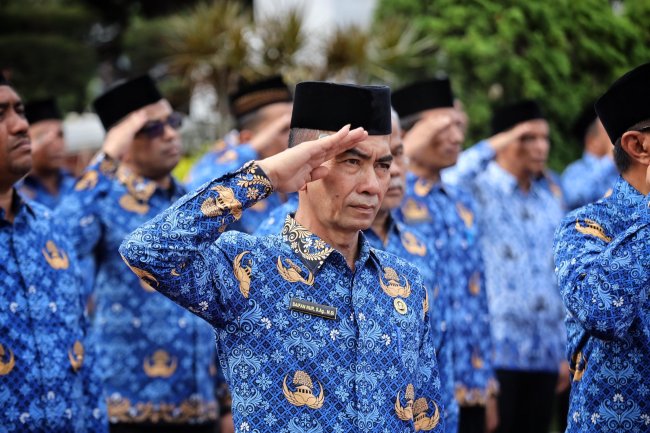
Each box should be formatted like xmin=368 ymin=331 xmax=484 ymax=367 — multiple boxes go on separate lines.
xmin=289 ymin=298 xmax=338 ymax=320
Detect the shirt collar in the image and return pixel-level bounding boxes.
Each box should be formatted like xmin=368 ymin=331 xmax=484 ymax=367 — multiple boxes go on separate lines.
xmin=0 ymin=188 xmax=35 ymax=223
xmin=116 ymin=164 xmax=184 ymax=203
xmin=611 ymin=175 xmax=643 ymax=209
xmin=280 ymin=213 xmax=378 ymax=274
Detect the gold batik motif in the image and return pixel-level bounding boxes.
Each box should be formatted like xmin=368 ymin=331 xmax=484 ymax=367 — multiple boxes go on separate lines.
xmin=68 ymin=340 xmax=84 ymax=372
xmin=379 ymin=267 xmax=411 ymax=299
xmin=74 ymin=170 xmax=98 ymax=191
xmin=401 ymin=199 xmax=430 ymax=222
xmin=413 ymin=398 xmax=440 ymax=431
xmin=42 ymin=240 xmax=69 ymax=270
xmin=277 ymin=257 xmax=314 ymax=286
xmin=401 ymin=231 xmax=427 ymax=256
xmin=281 ymin=215 xmax=334 ymax=272
xmin=233 ymin=251 xmax=253 ymax=298
xmin=283 ymin=370 xmax=324 ymax=409
xmin=570 ymin=351 xmax=587 ymax=382
xmin=122 ymin=259 xmax=160 ymax=290
xmin=468 ymin=272 xmax=481 ymax=295
xmin=116 ymin=166 xmax=157 ymax=214
xmin=201 ymin=186 xmax=243 ymax=221
xmin=456 ymin=202 xmax=474 ymax=228
xmin=575 ymin=218 xmax=612 ymax=243
xmin=143 ymin=350 xmax=177 ymax=378
xmin=395 ymin=383 xmax=416 ymax=421
xmin=108 ymin=395 xmax=218 ymax=423
xmin=414 ymin=178 xmax=435 ymax=197
xmin=0 ymin=344 xmax=15 ymax=376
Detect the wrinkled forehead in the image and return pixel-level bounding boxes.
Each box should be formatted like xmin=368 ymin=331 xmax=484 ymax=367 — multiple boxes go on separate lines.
xmin=0 ymin=85 xmax=22 ymax=105
xmin=342 ymin=134 xmax=391 ymax=157
xmin=141 ymin=99 xmax=172 ymax=121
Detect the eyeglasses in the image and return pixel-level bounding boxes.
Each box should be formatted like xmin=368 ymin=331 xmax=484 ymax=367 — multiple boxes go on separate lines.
xmin=137 ymin=112 xmax=183 ymax=138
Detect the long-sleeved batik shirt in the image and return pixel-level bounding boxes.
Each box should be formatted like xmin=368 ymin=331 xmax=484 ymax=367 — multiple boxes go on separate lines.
xmin=398 ymin=174 xmax=497 ymax=410
xmin=0 ymin=191 xmax=107 ymax=432
xmin=561 ymin=152 xmax=618 ymax=211
xmin=16 ymin=169 xmax=76 ymax=210
xmin=258 ymin=205 xmax=457 ymax=432
xmin=119 ymin=161 xmax=446 ymax=433
xmin=462 ymin=160 xmax=566 ymax=372
xmin=554 ymin=176 xmax=650 ymax=432
xmin=187 ymin=141 xmax=286 ymax=234
xmin=55 ymin=154 xmax=218 ymax=425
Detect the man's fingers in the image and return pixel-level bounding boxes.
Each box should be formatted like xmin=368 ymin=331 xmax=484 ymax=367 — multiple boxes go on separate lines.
xmin=309 ymin=166 xmax=329 ymax=183
xmin=315 ymin=125 xmax=367 ymax=162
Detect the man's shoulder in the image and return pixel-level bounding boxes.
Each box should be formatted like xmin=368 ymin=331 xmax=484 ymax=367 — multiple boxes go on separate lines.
xmin=371 ymin=247 xmax=424 ymax=284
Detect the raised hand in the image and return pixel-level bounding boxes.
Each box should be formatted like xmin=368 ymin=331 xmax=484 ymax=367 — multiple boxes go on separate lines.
xmin=102 ymin=109 xmax=148 ymax=160
xmin=487 ymin=120 xmax=540 ymax=153
xmin=249 ymin=113 xmax=292 ymax=157
xmin=403 ymin=114 xmax=453 ymax=159
xmin=257 ymin=124 xmax=367 ymax=193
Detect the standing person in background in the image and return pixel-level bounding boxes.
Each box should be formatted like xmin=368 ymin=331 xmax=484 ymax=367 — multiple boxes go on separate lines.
xmin=56 ymin=75 xmax=220 ymax=433
xmin=561 ymin=104 xmax=617 ymax=210
xmin=394 ymin=78 xmax=497 ymax=433
xmin=120 ymin=81 xmax=446 ymax=433
xmin=187 ymin=75 xmax=293 ymax=233
xmin=554 ymin=62 xmax=650 ymax=433
xmin=0 ymin=73 xmax=108 ymax=432
xmin=16 ymin=98 xmax=75 ymax=208
xmin=447 ymin=100 xmax=567 ymax=433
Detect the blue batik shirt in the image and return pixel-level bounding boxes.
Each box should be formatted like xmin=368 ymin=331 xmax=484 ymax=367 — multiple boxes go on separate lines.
xmin=16 ymin=169 xmax=76 ymax=209
xmin=554 ymin=176 xmax=650 ymax=432
xmin=449 ymin=150 xmax=566 ymax=372
xmin=55 ymin=154 xmax=218 ymax=425
xmin=399 ymin=173 xmax=497 ymax=410
xmin=187 ymin=141 xmax=286 ymax=234
xmin=0 ymin=191 xmax=107 ymax=433
xmin=120 ymin=161 xmax=446 ymax=433
xmin=259 ymin=204 xmax=457 ymax=432
xmin=561 ymin=153 xmax=618 ymax=211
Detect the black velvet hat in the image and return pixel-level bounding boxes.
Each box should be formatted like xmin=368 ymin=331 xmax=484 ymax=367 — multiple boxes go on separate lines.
xmin=491 ymin=100 xmax=544 ymax=135
xmin=391 ymin=78 xmax=454 ymax=118
xmin=93 ymin=75 xmax=162 ymax=130
xmin=595 ymin=62 xmax=650 ymax=143
xmin=229 ymin=75 xmax=293 ymax=119
xmin=572 ymin=103 xmax=597 ymax=144
xmin=0 ymin=72 xmax=8 ymax=86
xmin=290 ymin=82 xmax=391 ymax=135
xmin=25 ymin=98 xmax=62 ymax=124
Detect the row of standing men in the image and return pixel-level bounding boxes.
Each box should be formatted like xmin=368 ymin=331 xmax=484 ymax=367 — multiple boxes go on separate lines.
xmin=1 ymin=62 xmax=641 ymax=433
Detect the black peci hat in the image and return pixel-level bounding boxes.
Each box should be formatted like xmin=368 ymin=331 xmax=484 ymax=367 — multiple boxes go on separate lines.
xmin=595 ymin=62 xmax=650 ymax=143
xmin=25 ymin=98 xmax=62 ymax=124
xmin=0 ymin=72 xmax=9 ymax=86
xmin=391 ymin=78 xmax=454 ymax=119
xmin=93 ymin=75 xmax=162 ymax=131
xmin=229 ymin=75 xmax=293 ymax=120
xmin=290 ymin=82 xmax=391 ymax=135
xmin=491 ymin=100 xmax=544 ymax=135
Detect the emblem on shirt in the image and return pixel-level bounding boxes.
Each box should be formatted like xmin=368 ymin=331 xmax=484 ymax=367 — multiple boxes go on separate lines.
xmin=471 ymin=351 xmax=484 ymax=369
xmin=401 ymin=231 xmax=427 ymax=256
xmin=143 ymin=350 xmax=178 ymax=378
xmin=118 ymin=168 xmax=157 ymax=214
xmin=68 ymin=340 xmax=84 ymax=372
xmin=380 ymin=267 xmax=411 ymax=299
xmin=0 ymin=344 xmax=15 ymax=376
xmin=74 ymin=170 xmax=98 ymax=191
xmin=575 ymin=218 xmax=612 ymax=243
xmin=469 ymin=272 xmax=481 ymax=295
xmin=233 ymin=251 xmax=253 ymax=298
xmin=401 ymin=199 xmax=430 ymax=222
xmin=414 ymin=179 xmax=434 ymax=196
xmin=217 ymin=149 xmax=237 ymax=164
xmin=42 ymin=240 xmax=69 ymax=270
xmin=283 ymin=370 xmax=324 ymax=409
xmin=395 ymin=383 xmax=416 ymax=421
xmin=456 ymin=202 xmax=474 ymax=228
xmin=277 ymin=257 xmax=314 ymax=286
xmin=201 ymin=186 xmax=243 ymax=221
xmin=119 ymin=194 xmax=150 ymax=214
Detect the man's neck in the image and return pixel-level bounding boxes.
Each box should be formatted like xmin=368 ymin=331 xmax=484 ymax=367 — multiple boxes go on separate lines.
xmin=409 ymin=160 xmax=441 ymax=183
xmin=495 ymin=156 xmax=531 ymax=191
xmin=0 ymin=184 xmax=16 ymax=223
xmin=294 ymin=207 xmax=360 ymax=271
xmin=370 ymin=209 xmax=391 ymax=244
xmin=622 ymin=165 xmax=650 ymax=196
xmin=122 ymin=162 xmax=172 ymax=190
xmin=30 ymin=169 xmax=61 ymax=195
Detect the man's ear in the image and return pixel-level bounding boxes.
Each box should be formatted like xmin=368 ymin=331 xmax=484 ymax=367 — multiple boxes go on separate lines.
xmin=239 ymin=129 xmax=253 ymax=144
xmin=621 ymin=131 xmax=650 ymax=165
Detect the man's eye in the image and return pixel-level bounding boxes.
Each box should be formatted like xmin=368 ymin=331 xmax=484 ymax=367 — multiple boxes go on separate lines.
xmin=345 ymin=159 xmax=360 ymax=165
xmin=378 ymin=163 xmax=391 ymax=170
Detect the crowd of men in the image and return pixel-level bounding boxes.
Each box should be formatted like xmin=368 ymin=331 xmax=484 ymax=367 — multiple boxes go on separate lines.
xmin=1 ymin=60 xmax=648 ymax=433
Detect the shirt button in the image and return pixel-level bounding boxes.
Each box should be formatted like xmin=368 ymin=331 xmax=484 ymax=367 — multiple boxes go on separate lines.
xmin=28 ymin=285 xmax=36 ymax=294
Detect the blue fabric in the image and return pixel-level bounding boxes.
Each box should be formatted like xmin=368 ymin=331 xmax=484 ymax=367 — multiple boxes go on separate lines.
xmin=187 ymin=142 xmax=286 ymax=234
xmin=561 ymin=153 xmax=618 ymax=210
xmin=467 ymin=161 xmax=566 ymax=372
xmin=553 ymin=176 xmax=650 ymax=432
xmin=0 ymin=192 xmax=107 ymax=432
xmin=16 ymin=170 xmax=76 ymax=209
xmin=398 ymin=174 xmax=497 ymax=412
xmin=120 ymin=162 xmax=446 ymax=433
xmin=55 ymin=154 xmax=218 ymax=425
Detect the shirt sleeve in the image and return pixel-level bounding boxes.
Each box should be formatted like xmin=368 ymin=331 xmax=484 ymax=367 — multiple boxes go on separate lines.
xmin=553 ymin=201 xmax=650 ymax=340
xmin=442 ymin=140 xmax=495 ymax=186
xmin=561 ymin=157 xmax=618 ymax=210
xmin=119 ymin=161 xmax=274 ymax=327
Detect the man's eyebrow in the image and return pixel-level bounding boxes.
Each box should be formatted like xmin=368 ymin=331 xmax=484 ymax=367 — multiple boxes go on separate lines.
xmin=340 ymin=148 xmax=371 ymax=160
xmin=377 ymin=154 xmax=394 ymax=163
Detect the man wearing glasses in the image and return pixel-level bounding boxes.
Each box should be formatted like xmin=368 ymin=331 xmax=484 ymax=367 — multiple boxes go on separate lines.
xmin=56 ymin=75 xmax=220 ymax=433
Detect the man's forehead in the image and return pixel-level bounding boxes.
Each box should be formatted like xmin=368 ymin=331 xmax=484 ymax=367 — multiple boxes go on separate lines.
xmin=142 ymin=99 xmax=172 ymax=119
xmin=0 ymin=85 xmax=21 ymax=104
xmin=340 ymin=135 xmax=391 ymax=157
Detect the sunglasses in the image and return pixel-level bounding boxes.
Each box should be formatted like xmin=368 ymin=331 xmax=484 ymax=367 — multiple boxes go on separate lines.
xmin=137 ymin=112 xmax=183 ymax=138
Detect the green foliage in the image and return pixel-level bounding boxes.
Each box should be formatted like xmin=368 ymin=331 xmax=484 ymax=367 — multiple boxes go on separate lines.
xmin=375 ymin=0 xmax=650 ymax=170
